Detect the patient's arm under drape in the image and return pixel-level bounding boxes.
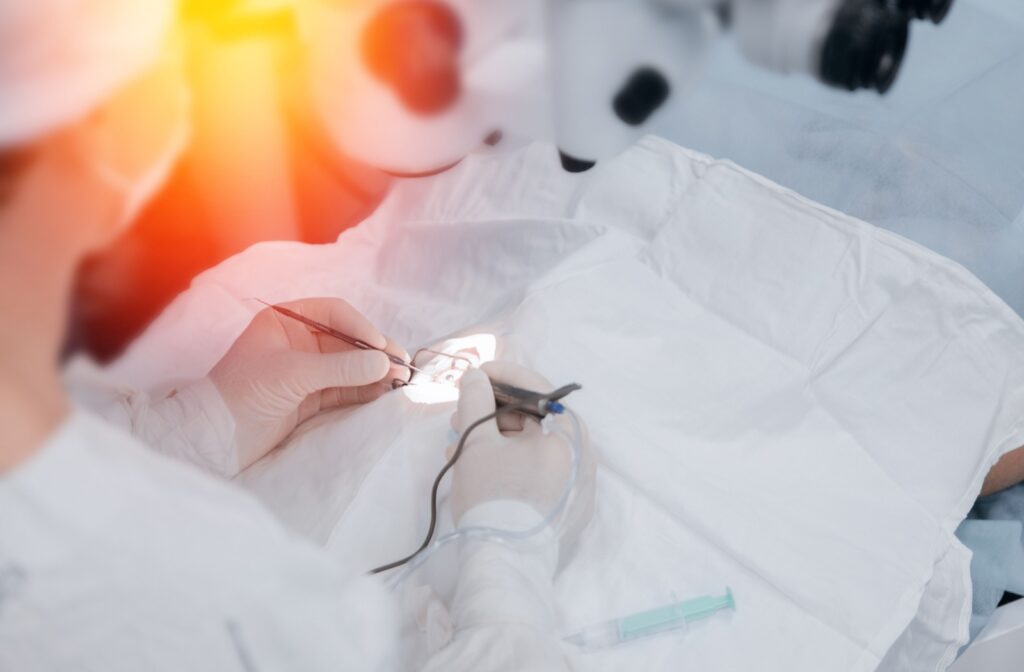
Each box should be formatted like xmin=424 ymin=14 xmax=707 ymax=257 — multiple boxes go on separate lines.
xmin=982 ymin=445 xmax=1024 ymax=497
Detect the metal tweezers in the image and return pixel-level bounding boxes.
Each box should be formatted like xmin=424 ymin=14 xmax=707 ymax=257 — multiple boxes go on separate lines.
xmin=255 ymin=300 xmax=430 ymax=380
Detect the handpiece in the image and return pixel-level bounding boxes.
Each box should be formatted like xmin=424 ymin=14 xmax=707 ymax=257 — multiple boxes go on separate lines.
xmin=492 ymin=381 xmax=582 ymax=419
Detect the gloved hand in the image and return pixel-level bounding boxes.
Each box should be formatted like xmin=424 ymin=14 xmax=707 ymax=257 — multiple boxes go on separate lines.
xmin=449 ymin=362 xmax=597 ymax=556
xmin=210 ymin=297 xmax=410 ymax=470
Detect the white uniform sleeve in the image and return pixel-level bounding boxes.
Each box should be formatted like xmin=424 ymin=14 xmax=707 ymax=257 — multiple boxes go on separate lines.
xmin=0 ymin=410 xmax=397 ymax=671
xmin=64 ymin=357 xmax=240 ymax=478
xmin=422 ymin=501 xmax=573 ymax=672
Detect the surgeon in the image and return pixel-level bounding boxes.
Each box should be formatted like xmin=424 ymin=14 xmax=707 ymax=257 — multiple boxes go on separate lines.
xmin=0 ymin=1 xmax=594 ymax=670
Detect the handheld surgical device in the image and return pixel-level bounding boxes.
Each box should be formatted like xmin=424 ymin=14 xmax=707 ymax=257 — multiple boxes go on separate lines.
xmin=370 ymin=380 xmax=583 ymax=576
xmin=492 ymin=380 xmax=581 ymax=419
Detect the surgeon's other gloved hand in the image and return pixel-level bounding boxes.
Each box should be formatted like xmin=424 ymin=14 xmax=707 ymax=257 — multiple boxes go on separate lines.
xmin=209 ymin=298 xmax=411 ymax=471
xmin=420 ymin=363 xmax=595 ymax=668
xmin=450 ymin=362 xmax=597 ymax=561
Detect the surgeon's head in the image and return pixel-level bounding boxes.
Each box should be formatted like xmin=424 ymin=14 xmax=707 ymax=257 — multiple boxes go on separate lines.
xmin=0 ymin=148 xmax=32 ymax=206
xmin=0 ymin=0 xmax=186 ymax=256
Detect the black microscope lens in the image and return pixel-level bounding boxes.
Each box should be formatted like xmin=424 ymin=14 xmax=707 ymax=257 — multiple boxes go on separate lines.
xmin=612 ymin=67 xmax=672 ymax=127
xmin=820 ymin=0 xmax=909 ymax=94
xmin=871 ymin=17 xmax=909 ymax=93
xmin=880 ymin=0 xmax=955 ymax=24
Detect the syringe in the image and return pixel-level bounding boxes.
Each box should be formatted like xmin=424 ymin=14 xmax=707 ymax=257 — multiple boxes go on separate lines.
xmin=564 ymin=588 xmax=736 ymax=651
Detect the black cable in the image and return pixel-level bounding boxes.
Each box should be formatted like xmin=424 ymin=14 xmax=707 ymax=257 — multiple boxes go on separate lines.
xmin=368 ymin=402 xmax=530 ymax=575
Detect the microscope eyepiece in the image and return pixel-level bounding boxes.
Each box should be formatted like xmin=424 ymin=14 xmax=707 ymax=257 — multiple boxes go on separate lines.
xmin=558 ymin=150 xmax=597 ymax=173
xmin=881 ymin=0 xmax=955 ymax=24
xmin=613 ymin=67 xmax=672 ymax=127
xmin=820 ymin=0 xmax=909 ymax=93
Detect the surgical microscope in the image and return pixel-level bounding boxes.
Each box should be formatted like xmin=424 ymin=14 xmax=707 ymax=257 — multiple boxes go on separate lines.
xmin=315 ymin=0 xmax=955 ymax=174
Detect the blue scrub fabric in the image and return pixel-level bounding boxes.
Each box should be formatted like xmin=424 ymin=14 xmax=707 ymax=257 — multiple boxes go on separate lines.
xmin=956 ymin=483 xmax=1024 ymax=651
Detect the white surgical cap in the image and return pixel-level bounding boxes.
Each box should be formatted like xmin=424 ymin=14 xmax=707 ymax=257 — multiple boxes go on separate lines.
xmin=0 ymin=0 xmax=177 ymax=147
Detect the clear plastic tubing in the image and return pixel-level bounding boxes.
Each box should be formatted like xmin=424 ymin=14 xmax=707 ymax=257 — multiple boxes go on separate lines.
xmin=387 ymin=406 xmax=585 ymax=589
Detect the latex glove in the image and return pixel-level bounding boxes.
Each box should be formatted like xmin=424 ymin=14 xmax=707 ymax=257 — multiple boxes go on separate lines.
xmin=449 ymin=362 xmax=597 ymax=558
xmin=210 ymin=297 xmax=410 ymax=470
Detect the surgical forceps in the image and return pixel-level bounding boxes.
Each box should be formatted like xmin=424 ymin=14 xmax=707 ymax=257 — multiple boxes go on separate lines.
xmin=255 ymin=300 xmax=429 ymax=378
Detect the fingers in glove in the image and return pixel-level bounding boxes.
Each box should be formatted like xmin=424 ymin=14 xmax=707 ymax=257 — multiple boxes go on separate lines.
xmin=278 ymin=297 xmax=387 ymax=350
xmin=484 ymin=362 xmax=555 ymax=433
xmin=384 ymin=337 xmax=412 ymax=383
xmin=318 ymin=380 xmax=393 ymax=409
xmin=315 ymin=332 xmax=412 ymax=386
xmin=480 ymin=361 xmax=554 ymax=392
xmin=450 ymin=406 xmax=523 ymax=433
xmin=454 ymin=368 xmax=501 ymax=444
xmin=287 ymin=350 xmax=390 ymax=396
xmin=295 ymin=393 xmax=322 ymax=425
xmin=479 ymin=362 xmax=577 ymax=436
xmin=452 ymin=363 xmax=556 ymax=433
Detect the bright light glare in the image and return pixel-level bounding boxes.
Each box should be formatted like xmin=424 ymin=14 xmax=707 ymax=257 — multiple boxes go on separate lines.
xmin=402 ymin=333 xmax=497 ymax=404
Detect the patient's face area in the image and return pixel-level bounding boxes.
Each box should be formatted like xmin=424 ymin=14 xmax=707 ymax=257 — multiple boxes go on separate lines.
xmin=401 ymin=334 xmax=497 ymax=404
xmin=414 ymin=347 xmax=478 ymax=384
